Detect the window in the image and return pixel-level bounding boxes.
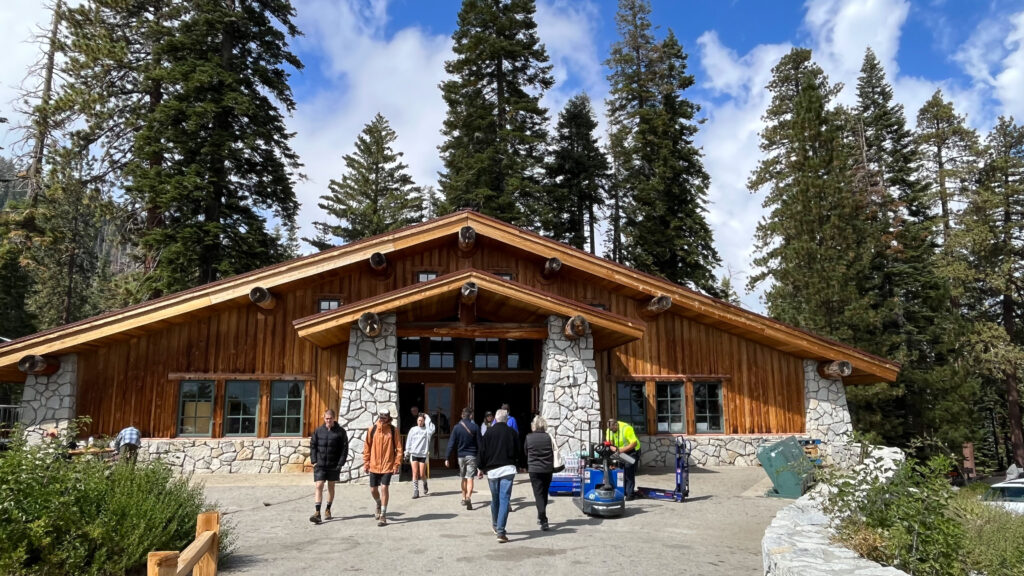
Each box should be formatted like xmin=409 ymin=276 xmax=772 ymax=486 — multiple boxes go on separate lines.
xmin=399 ymin=337 xmax=421 ymax=368
xmin=270 ymin=381 xmax=304 ymax=435
xmin=416 ymin=271 xmax=438 ymax=282
xmin=506 ymin=339 xmax=533 ymax=370
xmin=473 ymin=338 xmax=500 ymax=369
xmin=223 ymin=381 xmax=259 ymax=435
xmin=616 ymin=382 xmax=647 ymax=433
xmin=493 ymin=272 xmax=514 ymax=281
xmin=428 ymin=337 xmax=455 ymax=369
xmin=179 ymin=381 xmax=214 ymax=436
xmin=318 ymin=298 xmax=341 ymax=313
xmin=655 ymin=382 xmax=685 ymax=433
xmin=694 ymin=381 xmax=724 ymax=433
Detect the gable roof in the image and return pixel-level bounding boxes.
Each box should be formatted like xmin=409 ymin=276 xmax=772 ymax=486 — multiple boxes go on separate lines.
xmin=0 ymin=210 xmax=899 ymax=383
xmin=293 ymin=268 xmax=645 ymax=350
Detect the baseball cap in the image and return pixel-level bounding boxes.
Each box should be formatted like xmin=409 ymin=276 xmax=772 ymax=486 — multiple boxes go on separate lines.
xmin=378 ymin=409 xmax=391 ymax=418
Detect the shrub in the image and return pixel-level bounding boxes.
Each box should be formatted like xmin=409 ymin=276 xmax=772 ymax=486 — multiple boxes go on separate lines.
xmin=0 ymin=424 xmax=226 ymax=575
xmin=954 ymin=488 xmax=1024 ymax=576
xmin=819 ymin=454 xmax=966 ymax=576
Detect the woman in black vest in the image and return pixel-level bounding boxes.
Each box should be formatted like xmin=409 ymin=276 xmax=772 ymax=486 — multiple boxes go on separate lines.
xmin=524 ymin=415 xmax=555 ymax=531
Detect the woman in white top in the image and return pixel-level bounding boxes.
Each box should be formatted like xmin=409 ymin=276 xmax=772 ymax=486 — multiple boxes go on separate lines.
xmin=404 ymin=412 xmax=435 ymax=498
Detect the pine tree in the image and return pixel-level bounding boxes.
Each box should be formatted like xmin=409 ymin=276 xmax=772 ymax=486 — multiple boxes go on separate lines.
xmin=748 ymin=48 xmax=870 ymax=341
xmin=956 ymin=117 xmax=1024 ymax=468
xmin=542 ymin=93 xmax=607 ymax=252
xmin=127 ymin=0 xmax=303 ymax=293
xmin=308 ymin=113 xmax=423 ymax=247
xmin=605 ymin=1 xmax=720 ymax=292
xmin=438 ymin=0 xmax=554 ymax=226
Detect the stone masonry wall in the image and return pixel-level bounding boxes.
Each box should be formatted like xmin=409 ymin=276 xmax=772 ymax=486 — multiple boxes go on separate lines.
xmin=19 ymin=354 xmax=78 ymax=444
xmin=803 ymin=359 xmax=853 ymax=448
xmin=640 ymin=434 xmax=810 ymax=467
xmin=335 ymin=313 xmax=398 ymax=482
xmin=538 ymin=315 xmax=602 ymax=455
xmin=138 ymin=438 xmax=311 ymax=474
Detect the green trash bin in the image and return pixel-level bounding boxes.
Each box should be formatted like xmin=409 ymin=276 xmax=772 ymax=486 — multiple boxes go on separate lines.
xmin=756 ymin=436 xmax=816 ymax=499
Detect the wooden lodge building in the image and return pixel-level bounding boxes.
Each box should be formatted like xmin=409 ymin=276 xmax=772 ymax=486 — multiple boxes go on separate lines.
xmin=0 ymin=210 xmax=899 ymax=477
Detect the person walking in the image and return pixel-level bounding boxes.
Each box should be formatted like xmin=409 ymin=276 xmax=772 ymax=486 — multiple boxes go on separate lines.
xmin=500 ymin=403 xmax=518 ymax=435
xmin=445 ymin=407 xmax=480 ymax=510
xmin=480 ymin=410 xmax=494 ymax=435
xmin=404 ymin=411 xmax=435 ymax=498
xmin=478 ymin=409 xmax=521 ymax=543
xmin=605 ymin=419 xmax=640 ymax=500
xmin=364 ymin=410 xmax=403 ymax=526
xmin=524 ymin=415 xmax=555 ymax=531
xmin=309 ymin=409 xmax=349 ymax=524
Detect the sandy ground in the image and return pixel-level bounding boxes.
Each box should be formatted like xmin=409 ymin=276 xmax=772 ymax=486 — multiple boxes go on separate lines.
xmin=200 ymin=466 xmax=785 ymax=575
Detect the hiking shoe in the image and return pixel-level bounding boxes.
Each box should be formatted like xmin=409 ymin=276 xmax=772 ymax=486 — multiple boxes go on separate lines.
xmin=496 ymin=532 xmax=508 ymax=543
xmin=374 ymin=504 xmax=382 ymax=520
xmin=309 ymin=512 xmax=321 ymax=524
xmin=324 ymin=509 xmax=332 ymax=521
xmin=465 ymin=498 xmax=472 ymax=510
xmin=540 ymin=522 xmax=550 ymax=531
xmin=377 ymin=514 xmax=387 ymax=527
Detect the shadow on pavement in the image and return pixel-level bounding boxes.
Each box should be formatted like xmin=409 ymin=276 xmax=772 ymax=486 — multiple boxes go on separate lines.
xmin=391 ymin=512 xmax=459 ymax=523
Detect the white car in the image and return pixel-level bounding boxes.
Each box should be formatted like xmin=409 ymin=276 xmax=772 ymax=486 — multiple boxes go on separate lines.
xmin=982 ymin=478 xmax=1024 ymax=515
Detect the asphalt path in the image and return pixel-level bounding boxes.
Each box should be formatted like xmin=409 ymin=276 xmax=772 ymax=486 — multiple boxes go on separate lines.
xmin=201 ymin=466 xmax=785 ymax=575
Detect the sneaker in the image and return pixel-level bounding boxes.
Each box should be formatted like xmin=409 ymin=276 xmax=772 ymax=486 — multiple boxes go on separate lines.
xmin=309 ymin=512 xmax=321 ymax=524
xmin=496 ymin=532 xmax=508 ymax=543
xmin=374 ymin=505 xmax=382 ymax=520
xmin=324 ymin=509 xmax=332 ymax=521
xmin=492 ymin=526 xmax=498 ymax=535
xmin=423 ymin=481 xmax=429 ymax=495
xmin=412 ymin=492 xmax=420 ymax=499
xmin=459 ymin=498 xmax=467 ymax=506
xmin=465 ymin=498 xmax=472 ymax=510
xmin=540 ymin=522 xmax=550 ymax=531
xmin=377 ymin=514 xmax=387 ymax=527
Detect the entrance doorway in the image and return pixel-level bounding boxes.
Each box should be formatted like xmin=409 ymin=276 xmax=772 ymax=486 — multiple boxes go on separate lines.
xmin=473 ymin=382 xmax=533 ymax=432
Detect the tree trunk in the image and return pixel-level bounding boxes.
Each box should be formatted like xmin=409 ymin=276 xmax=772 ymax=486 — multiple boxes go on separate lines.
xmin=27 ymin=0 xmax=63 ymax=206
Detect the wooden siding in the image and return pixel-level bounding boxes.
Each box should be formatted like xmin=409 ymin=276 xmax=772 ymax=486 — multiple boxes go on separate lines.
xmin=75 ymin=239 xmax=804 ymax=439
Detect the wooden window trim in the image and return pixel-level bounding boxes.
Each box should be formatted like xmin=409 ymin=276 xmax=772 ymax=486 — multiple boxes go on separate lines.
xmin=316 ymin=294 xmax=345 ymax=314
xmin=412 ymin=267 xmax=439 ymax=283
xmin=610 ymin=374 xmax=731 ymax=436
xmin=178 ymin=380 xmax=215 ymax=438
xmin=268 ymin=380 xmax=307 ymax=437
xmin=223 ymin=380 xmax=260 ymax=437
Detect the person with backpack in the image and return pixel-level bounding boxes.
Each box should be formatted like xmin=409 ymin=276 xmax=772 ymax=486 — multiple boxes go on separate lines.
xmin=309 ymin=409 xmax=349 ymax=524
xmin=445 ymin=407 xmax=480 ymax=510
xmin=363 ymin=409 xmax=403 ymax=526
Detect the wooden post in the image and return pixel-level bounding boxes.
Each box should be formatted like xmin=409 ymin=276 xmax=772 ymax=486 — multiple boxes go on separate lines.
xmin=17 ymin=355 xmax=60 ymax=376
xmin=194 ymin=511 xmax=220 ymax=576
xmin=640 ymin=295 xmax=672 ymax=318
xmin=458 ymin=226 xmax=476 ymax=253
xmin=369 ymin=252 xmax=388 ymax=274
xmin=459 ymin=282 xmax=478 ymax=324
xmin=358 ymin=312 xmax=383 ymax=338
xmin=249 ymin=286 xmax=276 ymax=310
xmin=564 ymin=315 xmax=588 ymax=340
xmin=147 ymin=551 xmax=178 ymax=576
xmin=817 ymin=360 xmax=853 ymax=380
xmin=542 ymin=257 xmax=562 ymax=279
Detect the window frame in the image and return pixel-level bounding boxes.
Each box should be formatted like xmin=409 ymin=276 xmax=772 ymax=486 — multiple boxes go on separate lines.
xmin=693 ymin=380 xmax=724 ymax=434
xmin=655 ymin=381 xmax=686 ymax=434
xmin=317 ymin=296 xmax=343 ymax=313
xmin=612 ymin=376 xmax=729 ymax=436
xmin=178 ymin=380 xmax=215 ymax=437
xmin=223 ymin=380 xmax=260 ymax=437
xmin=269 ymin=380 xmax=305 ymax=437
xmin=615 ymin=381 xmax=648 ymax=434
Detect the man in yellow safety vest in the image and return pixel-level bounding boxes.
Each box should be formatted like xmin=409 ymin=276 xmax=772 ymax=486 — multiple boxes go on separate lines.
xmin=605 ymin=419 xmax=640 ymax=500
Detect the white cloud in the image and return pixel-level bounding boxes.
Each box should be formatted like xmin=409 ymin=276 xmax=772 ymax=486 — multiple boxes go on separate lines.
xmin=953 ymin=10 xmax=1024 ymax=122
xmin=993 ymin=12 xmax=1024 ymax=119
xmin=536 ymin=0 xmax=606 ymax=113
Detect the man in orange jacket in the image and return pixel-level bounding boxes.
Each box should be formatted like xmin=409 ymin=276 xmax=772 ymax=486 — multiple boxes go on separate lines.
xmin=364 ymin=409 xmax=403 ymax=526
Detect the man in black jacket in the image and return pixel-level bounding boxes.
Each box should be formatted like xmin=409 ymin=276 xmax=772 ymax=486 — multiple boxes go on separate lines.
xmin=478 ymin=409 xmax=522 ymax=543
xmin=309 ymin=409 xmax=349 ymax=524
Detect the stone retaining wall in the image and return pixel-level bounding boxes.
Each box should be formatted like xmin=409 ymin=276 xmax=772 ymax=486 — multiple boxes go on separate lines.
xmin=640 ymin=434 xmax=810 ymax=467
xmin=138 ymin=438 xmax=311 ymax=474
xmin=19 ymin=354 xmax=77 ymax=444
xmin=762 ymin=446 xmax=907 ymax=576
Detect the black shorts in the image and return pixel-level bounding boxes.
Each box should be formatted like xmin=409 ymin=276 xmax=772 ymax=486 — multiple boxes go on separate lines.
xmin=368 ymin=472 xmax=393 ymax=487
xmin=411 ymin=456 xmax=426 ymax=463
xmin=314 ymin=467 xmax=340 ymax=482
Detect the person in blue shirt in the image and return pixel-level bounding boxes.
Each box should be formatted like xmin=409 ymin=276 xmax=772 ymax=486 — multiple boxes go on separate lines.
xmin=445 ymin=407 xmax=481 ymax=510
xmin=113 ymin=424 xmax=141 ymax=464
xmin=501 ymin=403 xmax=518 ymax=435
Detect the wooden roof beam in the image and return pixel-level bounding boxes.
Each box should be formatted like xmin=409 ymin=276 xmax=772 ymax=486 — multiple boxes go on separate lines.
xmin=19 ymin=354 xmax=60 ymax=376
xmin=458 ymin=226 xmax=476 ymax=254
xmin=459 ymin=281 xmax=478 ymax=324
xmin=357 ymin=312 xmax=382 ymax=338
xmin=640 ymin=295 xmax=672 ymax=319
xmin=369 ymin=252 xmax=388 ymax=275
xmin=542 ymin=257 xmax=562 ymax=279
xmin=249 ymin=286 xmax=276 ymax=310
xmin=818 ymin=360 xmax=853 ymax=380
xmin=564 ymin=315 xmax=589 ymax=340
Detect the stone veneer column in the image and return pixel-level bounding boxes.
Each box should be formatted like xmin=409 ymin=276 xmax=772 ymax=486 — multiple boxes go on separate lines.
xmin=336 ymin=313 xmax=398 ymax=482
xmin=803 ymin=359 xmax=853 ymax=447
xmin=538 ymin=315 xmax=602 ymax=456
xmin=19 ymin=354 xmax=77 ymax=444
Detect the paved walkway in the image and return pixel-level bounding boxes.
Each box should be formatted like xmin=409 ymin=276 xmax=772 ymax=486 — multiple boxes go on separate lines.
xmin=202 ymin=466 xmax=785 ymax=575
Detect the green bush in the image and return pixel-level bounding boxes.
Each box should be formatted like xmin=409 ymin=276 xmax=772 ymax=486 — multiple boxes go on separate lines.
xmin=820 ymin=454 xmax=966 ymax=576
xmin=954 ymin=489 xmax=1024 ymax=576
xmin=0 ymin=425 xmax=226 ymax=575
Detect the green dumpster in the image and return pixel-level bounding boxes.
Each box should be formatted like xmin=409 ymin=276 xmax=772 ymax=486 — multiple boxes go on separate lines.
xmin=756 ymin=436 xmax=816 ymax=498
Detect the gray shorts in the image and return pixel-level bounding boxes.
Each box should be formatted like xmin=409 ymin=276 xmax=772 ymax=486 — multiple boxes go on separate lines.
xmin=458 ymin=456 xmax=478 ymax=479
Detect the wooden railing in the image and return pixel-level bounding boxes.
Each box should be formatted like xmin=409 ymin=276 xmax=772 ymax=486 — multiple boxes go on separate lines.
xmin=147 ymin=511 xmax=220 ymax=576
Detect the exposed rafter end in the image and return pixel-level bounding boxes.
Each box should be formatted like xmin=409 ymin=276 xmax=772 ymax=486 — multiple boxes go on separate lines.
xmin=542 ymin=257 xmax=562 ymax=279
xmin=249 ymin=286 xmax=276 ymax=310
xmin=818 ymin=360 xmax=853 ymax=380
xmin=564 ymin=315 xmax=589 ymax=340
xmin=18 ymin=354 xmax=60 ymax=376
xmin=369 ymin=252 xmax=388 ymax=275
xmin=458 ymin=226 xmax=477 ymax=253
xmin=640 ymin=294 xmax=673 ymax=318
xmin=358 ymin=312 xmax=383 ymax=338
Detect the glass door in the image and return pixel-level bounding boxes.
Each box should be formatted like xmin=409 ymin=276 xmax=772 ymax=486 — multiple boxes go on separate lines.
xmin=426 ymin=384 xmax=453 ymax=460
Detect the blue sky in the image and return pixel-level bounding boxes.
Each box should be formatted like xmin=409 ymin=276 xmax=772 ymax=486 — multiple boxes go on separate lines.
xmin=2 ymin=0 xmax=1023 ymax=313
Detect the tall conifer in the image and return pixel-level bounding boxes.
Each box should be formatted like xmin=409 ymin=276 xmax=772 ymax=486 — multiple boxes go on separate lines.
xmin=438 ymin=0 xmax=553 ymax=226
xmin=308 ymin=113 xmax=423 ymax=248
